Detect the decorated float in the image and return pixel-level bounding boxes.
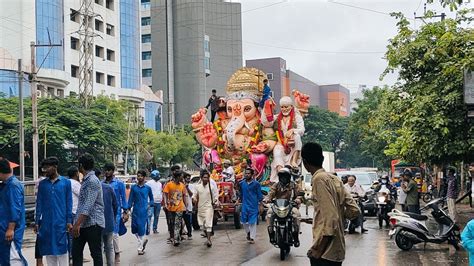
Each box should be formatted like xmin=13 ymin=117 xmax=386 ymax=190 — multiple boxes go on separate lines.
xmin=191 ymin=67 xmax=310 ymax=185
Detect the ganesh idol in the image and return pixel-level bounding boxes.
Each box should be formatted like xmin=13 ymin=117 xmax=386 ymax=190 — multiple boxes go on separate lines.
xmin=191 ymin=67 xmax=277 ymax=179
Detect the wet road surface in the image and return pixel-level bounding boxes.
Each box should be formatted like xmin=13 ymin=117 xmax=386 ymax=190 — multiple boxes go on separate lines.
xmin=21 ymin=206 xmax=469 ymax=265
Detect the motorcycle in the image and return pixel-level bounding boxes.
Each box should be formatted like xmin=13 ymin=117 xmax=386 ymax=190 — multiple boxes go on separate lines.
xmin=346 ymin=192 xmax=364 ymax=233
xmin=390 ymin=197 xmax=461 ymax=251
xmin=376 ymin=186 xmax=396 ymax=229
xmin=267 ymin=199 xmax=299 ymax=261
xmin=422 ymin=184 xmax=436 ymax=203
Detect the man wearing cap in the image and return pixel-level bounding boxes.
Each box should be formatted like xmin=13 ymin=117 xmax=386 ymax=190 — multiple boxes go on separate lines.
xmin=146 ymin=170 xmax=163 ymax=234
xmin=0 ymin=157 xmax=27 ymax=266
xmin=265 ymin=167 xmax=303 ymax=246
xmin=222 ymin=160 xmax=235 ymax=182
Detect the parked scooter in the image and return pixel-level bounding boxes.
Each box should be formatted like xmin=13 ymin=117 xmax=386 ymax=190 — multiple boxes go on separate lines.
xmin=267 ymin=199 xmax=299 ymax=261
xmin=390 ymin=197 xmax=461 ymax=251
xmin=347 ymin=192 xmax=365 ymax=233
xmin=422 ymin=184 xmax=436 ymax=203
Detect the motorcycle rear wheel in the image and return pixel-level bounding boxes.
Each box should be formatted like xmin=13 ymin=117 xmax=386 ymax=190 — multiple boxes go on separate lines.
xmin=422 ymin=193 xmax=432 ymax=203
xmin=395 ymin=230 xmax=414 ymax=251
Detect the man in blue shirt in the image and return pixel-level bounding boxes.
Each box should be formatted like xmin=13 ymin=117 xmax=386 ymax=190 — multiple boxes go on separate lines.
xmin=103 ymin=162 xmax=127 ymax=263
xmin=35 ymin=157 xmax=73 ymax=265
xmin=72 ymin=153 xmax=105 ymax=266
xmin=239 ymin=168 xmax=263 ymax=244
xmin=127 ymin=170 xmax=154 ymax=255
xmin=101 ymin=182 xmax=118 ymax=266
xmin=0 ymin=157 xmax=27 ymax=266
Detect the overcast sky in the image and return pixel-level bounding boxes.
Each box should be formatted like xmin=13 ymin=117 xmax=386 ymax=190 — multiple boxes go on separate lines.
xmin=236 ymin=0 xmax=460 ymax=91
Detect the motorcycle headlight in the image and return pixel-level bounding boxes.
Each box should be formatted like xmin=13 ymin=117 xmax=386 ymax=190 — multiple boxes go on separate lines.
xmin=275 ymin=206 xmax=290 ymax=218
xmin=378 ymin=196 xmax=386 ymax=203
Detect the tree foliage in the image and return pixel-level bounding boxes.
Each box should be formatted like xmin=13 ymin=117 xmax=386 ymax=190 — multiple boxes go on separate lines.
xmin=380 ymin=9 xmax=474 ymax=164
xmin=0 ymin=96 xmax=130 ymax=173
xmin=303 ymin=107 xmax=348 ymax=161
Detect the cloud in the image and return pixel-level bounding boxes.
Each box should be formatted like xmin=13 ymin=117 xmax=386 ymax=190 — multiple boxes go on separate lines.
xmin=238 ymin=0 xmax=456 ymax=90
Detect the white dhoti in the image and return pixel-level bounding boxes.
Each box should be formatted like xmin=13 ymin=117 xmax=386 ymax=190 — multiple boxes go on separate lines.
xmin=198 ymin=207 xmax=214 ymax=232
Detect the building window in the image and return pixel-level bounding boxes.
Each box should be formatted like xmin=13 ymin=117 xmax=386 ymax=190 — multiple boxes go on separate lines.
xmin=96 ymin=72 xmax=104 ymax=84
xmin=141 ymin=0 xmax=150 ymax=9
xmin=267 ymin=73 xmax=274 ymax=80
xmin=142 ymin=51 xmax=151 ymax=60
xmin=107 ymin=75 xmax=115 ymax=86
xmin=71 ymin=65 xmax=79 ymax=78
xmin=141 ymin=34 xmax=151 ymax=43
xmin=106 ymin=49 xmax=115 ymax=61
xmin=70 ymin=37 xmax=79 ymax=50
xmin=36 ymin=0 xmax=64 ymax=71
xmin=141 ymin=17 xmax=151 ymax=26
xmin=47 ymin=87 xmax=55 ymax=98
xmin=204 ymin=57 xmax=210 ymax=70
xmin=106 ymin=24 xmax=115 ymax=36
xmin=204 ymin=36 xmax=210 ymax=53
xmin=70 ymin=9 xmax=79 ymax=23
xmin=94 ymin=0 xmax=103 ymax=5
xmin=106 ymin=0 xmax=114 ymax=10
xmin=57 ymin=89 xmax=64 ymax=98
xmin=95 ymin=19 xmax=104 ymax=32
xmin=95 ymin=45 xmax=104 ymax=58
xmin=142 ymin=68 xmax=152 ymax=77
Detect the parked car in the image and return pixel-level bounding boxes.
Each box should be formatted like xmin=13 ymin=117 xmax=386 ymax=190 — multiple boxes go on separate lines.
xmin=337 ymin=171 xmax=378 ymax=215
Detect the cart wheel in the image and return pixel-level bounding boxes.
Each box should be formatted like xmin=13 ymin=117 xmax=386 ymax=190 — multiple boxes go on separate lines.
xmin=234 ymin=209 xmax=241 ymax=229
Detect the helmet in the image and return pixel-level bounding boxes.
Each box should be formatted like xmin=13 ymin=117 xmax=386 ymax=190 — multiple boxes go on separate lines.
xmin=381 ymin=175 xmax=389 ymax=184
xmin=150 ymin=170 xmax=160 ymax=180
xmin=277 ymin=167 xmax=291 ymax=185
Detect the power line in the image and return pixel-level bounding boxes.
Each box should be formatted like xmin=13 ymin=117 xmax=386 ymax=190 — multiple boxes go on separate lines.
xmin=244 ymin=41 xmax=385 ymax=55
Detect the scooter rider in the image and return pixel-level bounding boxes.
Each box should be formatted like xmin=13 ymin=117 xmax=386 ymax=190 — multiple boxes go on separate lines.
xmin=265 ymin=167 xmax=303 ymax=247
xmin=344 ymin=175 xmax=368 ymax=233
xmin=374 ymin=175 xmax=397 ymax=200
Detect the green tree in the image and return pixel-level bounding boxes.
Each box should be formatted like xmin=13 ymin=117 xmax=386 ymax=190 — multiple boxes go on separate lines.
xmin=339 ymin=86 xmax=393 ymax=168
xmin=380 ymin=9 xmax=474 ymax=165
xmin=303 ymin=107 xmax=348 ymax=160
xmin=0 ymin=96 xmax=130 ymax=173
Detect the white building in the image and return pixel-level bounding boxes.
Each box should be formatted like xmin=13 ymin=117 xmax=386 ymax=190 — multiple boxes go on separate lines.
xmin=0 ymin=0 xmax=162 ymax=130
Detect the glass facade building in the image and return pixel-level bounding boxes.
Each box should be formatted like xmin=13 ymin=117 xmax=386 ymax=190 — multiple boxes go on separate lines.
xmin=0 ymin=70 xmax=30 ymax=97
xmin=120 ymin=0 xmax=140 ymax=89
xmin=35 ymin=0 xmax=64 ymax=70
xmin=144 ymin=101 xmax=161 ymax=131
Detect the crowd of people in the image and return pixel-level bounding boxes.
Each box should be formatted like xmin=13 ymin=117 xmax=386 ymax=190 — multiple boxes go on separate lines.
xmin=0 ymin=145 xmax=473 ymax=266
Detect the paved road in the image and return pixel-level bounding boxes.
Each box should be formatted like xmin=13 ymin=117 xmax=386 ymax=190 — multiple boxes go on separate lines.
xmin=21 ymin=207 xmax=469 ymax=265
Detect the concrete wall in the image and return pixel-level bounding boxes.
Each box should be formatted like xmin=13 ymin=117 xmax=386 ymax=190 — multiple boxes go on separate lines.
xmin=152 ymin=0 xmax=242 ymax=126
xmin=287 ymin=70 xmax=320 ymax=108
xmin=320 ymin=84 xmax=350 ymax=117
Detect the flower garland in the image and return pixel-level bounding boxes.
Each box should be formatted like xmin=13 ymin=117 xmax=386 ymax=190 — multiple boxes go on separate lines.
xmin=276 ymin=108 xmax=295 ymax=155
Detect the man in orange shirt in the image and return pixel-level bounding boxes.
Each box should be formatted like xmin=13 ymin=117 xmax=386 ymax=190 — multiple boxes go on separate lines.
xmin=163 ymin=170 xmax=188 ymax=246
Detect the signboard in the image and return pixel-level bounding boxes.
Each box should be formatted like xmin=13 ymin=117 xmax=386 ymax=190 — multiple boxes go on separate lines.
xmin=464 ymin=70 xmax=474 ymax=105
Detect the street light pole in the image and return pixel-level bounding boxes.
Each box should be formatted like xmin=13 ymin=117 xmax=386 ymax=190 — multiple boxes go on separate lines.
xmin=18 ymin=59 xmax=25 ymax=181
xmin=30 ymin=42 xmax=39 ymax=182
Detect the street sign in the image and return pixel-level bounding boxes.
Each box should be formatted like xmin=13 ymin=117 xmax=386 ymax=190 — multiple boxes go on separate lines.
xmin=464 ymin=70 xmax=474 ymax=105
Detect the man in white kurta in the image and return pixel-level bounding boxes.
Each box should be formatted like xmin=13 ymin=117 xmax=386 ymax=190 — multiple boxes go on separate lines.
xmin=271 ymin=96 xmax=305 ymax=182
xmin=193 ymin=170 xmax=218 ymax=247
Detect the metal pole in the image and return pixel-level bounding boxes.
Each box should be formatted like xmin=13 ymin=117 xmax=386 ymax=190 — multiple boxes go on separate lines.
xmin=30 ymin=41 xmax=39 ymax=182
xmin=18 ymin=59 xmax=25 ymax=181
xmin=44 ymin=125 xmax=47 ymax=159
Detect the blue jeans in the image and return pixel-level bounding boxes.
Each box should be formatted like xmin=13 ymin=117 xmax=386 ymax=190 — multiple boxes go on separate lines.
xmin=148 ymin=202 xmax=162 ymax=231
xmin=102 ymin=232 xmax=114 ymax=266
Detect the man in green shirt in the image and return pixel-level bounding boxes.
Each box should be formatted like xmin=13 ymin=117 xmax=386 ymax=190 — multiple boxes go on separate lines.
xmin=402 ymin=171 xmax=420 ymax=214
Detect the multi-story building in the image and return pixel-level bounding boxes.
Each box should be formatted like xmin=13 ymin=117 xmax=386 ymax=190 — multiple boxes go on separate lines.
xmin=246 ymin=57 xmax=321 ymax=108
xmin=320 ymin=84 xmax=350 ymax=117
xmin=0 ymin=0 xmax=162 ymax=130
xmin=246 ymin=57 xmax=350 ymax=117
xmin=149 ymin=0 xmax=242 ymax=127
